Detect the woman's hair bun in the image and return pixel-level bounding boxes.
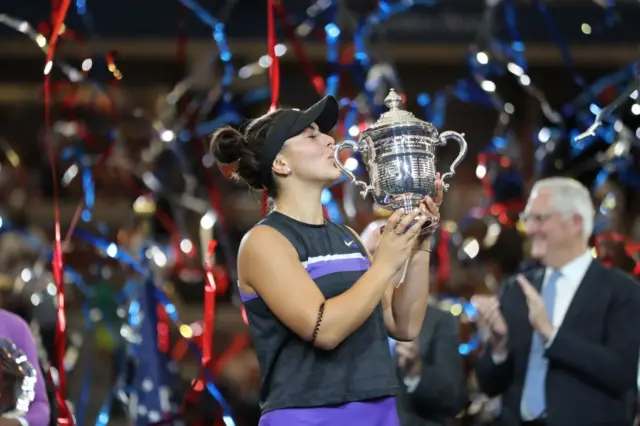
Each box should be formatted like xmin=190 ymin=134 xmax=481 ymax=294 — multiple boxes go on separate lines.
xmin=210 ymin=126 xmax=245 ymax=165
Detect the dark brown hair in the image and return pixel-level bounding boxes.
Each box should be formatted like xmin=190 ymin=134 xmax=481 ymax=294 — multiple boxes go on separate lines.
xmin=210 ymin=110 xmax=286 ymax=197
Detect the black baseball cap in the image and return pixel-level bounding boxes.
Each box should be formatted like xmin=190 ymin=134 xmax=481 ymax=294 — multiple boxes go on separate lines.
xmin=259 ymin=95 xmax=339 ymax=190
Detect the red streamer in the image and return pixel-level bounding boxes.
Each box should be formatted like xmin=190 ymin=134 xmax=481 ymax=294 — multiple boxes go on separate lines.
xmin=477 ymin=152 xmax=504 ymax=200
xmin=261 ymin=193 xmax=269 ymax=217
xmin=594 ymin=232 xmax=640 ymax=276
xmin=212 ymin=333 xmax=251 ymax=375
xmin=203 ymin=240 xmax=218 ymax=366
xmin=157 ymin=305 xmax=170 ymax=353
xmin=267 ymin=0 xmax=280 ymax=112
xmin=44 ymin=0 xmax=74 ymax=423
xmin=436 ymin=229 xmax=451 ymax=293
xmin=262 ymin=0 xmax=281 ymax=216
xmin=481 ymin=200 xmax=526 ymax=227
xmin=166 ymin=240 xmax=221 ymax=424
xmin=273 ymin=2 xmax=325 ymax=95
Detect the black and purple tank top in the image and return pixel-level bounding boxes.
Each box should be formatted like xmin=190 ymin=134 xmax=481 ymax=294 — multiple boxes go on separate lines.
xmin=240 ymin=211 xmax=400 ymax=425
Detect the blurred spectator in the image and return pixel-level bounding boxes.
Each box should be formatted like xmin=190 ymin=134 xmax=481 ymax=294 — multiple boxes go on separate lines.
xmin=0 ymin=309 xmax=51 ymax=426
xmin=474 ymin=177 xmax=640 ymax=426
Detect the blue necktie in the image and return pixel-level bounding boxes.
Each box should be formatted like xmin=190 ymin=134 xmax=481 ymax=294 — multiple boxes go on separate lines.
xmin=521 ymin=269 xmax=561 ymax=419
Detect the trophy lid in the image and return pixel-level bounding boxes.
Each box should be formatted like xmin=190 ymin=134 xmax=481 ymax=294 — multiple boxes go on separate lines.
xmin=363 ymin=89 xmax=436 ymax=134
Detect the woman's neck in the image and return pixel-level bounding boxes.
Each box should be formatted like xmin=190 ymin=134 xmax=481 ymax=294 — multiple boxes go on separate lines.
xmin=274 ymin=189 xmax=325 ymax=225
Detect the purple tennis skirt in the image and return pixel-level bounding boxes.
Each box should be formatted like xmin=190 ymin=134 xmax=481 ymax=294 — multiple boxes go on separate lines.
xmin=258 ymin=397 xmax=400 ymax=426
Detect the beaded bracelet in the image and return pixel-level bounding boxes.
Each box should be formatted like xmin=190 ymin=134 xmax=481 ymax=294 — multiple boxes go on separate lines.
xmin=310 ymin=301 xmax=325 ymax=345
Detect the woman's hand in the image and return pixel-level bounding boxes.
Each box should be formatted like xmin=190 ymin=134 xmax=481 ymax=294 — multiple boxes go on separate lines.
xmin=373 ymin=209 xmax=429 ymax=274
xmin=415 ymin=173 xmax=445 ymax=248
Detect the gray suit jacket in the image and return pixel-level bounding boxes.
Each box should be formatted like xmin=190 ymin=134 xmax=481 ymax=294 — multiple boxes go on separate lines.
xmin=396 ymin=306 xmax=469 ymax=426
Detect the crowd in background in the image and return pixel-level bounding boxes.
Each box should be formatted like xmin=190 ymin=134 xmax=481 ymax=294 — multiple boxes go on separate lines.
xmin=3 ymin=167 xmax=640 ymax=426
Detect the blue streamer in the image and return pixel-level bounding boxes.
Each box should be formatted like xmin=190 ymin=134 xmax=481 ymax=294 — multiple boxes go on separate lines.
xmin=241 ymin=87 xmax=271 ymax=105
xmin=352 ymin=19 xmax=370 ymax=70
xmin=339 ymin=98 xmax=360 ymax=149
xmin=74 ymin=302 xmax=95 ymax=426
xmin=68 ymin=232 xmax=236 ymax=425
xmin=61 ymin=145 xmax=96 ymax=221
xmin=73 ymin=229 xmax=146 ymax=275
xmin=321 ymin=188 xmax=343 ymax=224
xmin=502 ymin=0 xmax=527 ymax=71
xmin=177 ymin=0 xmax=234 ymax=88
xmin=0 ymin=220 xmax=135 ymax=425
xmin=153 ymin=287 xmax=236 ymax=426
xmin=294 ymin=0 xmax=333 ymax=40
xmin=94 ymin=346 xmax=127 ymax=426
xmin=324 ymin=1 xmax=341 ymax=97
xmin=439 ymin=297 xmax=480 ymax=355
xmin=530 ymin=0 xmax=588 ymax=90
xmin=74 ymin=0 xmax=96 ymax=43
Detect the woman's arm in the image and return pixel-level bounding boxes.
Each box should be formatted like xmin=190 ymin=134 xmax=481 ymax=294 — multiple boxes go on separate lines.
xmin=349 ymin=226 xmax=431 ymax=342
xmin=239 ymin=209 xmax=423 ymax=350
xmin=384 ymin=245 xmax=431 ymax=341
xmin=355 ymin=187 xmax=442 ymax=340
xmin=384 ymin=180 xmax=442 ymax=340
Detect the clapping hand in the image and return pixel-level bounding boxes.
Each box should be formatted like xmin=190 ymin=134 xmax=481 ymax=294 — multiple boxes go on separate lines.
xmin=472 ymin=295 xmax=508 ymax=354
xmin=517 ymin=275 xmax=555 ymax=341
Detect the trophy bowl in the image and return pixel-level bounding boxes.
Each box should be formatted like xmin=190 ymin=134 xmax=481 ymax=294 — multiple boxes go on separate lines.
xmin=0 ymin=338 xmax=37 ymax=417
xmin=334 ymin=89 xmax=468 ymax=233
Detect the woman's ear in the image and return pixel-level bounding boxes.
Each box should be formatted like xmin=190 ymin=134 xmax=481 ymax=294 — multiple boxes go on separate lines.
xmin=272 ymin=154 xmax=291 ymax=176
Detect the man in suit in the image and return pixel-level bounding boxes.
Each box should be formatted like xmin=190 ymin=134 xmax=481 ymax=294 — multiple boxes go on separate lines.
xmin=361 ymin=221 xmax=468 ymax=426
xmin=473 ymin=177 xmax=640 ymax=426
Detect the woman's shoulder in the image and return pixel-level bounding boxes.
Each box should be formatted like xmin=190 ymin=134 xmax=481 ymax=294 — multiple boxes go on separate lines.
xmin=246 ymin=217 xmax=309 ymax=257
xmin=0 ymin=308 xmax=28 ymax=325
xmin=0 ymin=309 xmax=31 ymax=336
xmin=239 ymin=225 xmax=301 ymax=262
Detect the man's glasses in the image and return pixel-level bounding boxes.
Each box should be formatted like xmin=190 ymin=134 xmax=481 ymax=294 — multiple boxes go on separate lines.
xmin=518 ymin=212 xmax=556 ymax=224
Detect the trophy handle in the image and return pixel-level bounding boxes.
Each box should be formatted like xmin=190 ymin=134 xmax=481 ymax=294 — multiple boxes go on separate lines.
xmin=438 ymin=131 xmax=468 ymax=191
xmin=333 ymin=140 xmax=373 ymax=197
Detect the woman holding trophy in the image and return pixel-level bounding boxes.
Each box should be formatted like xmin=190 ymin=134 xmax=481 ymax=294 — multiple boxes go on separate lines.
xmin=211 ymin=92 xmax=451 ymax=425
xmin=0 ymin=309 xmax=50 ymax=426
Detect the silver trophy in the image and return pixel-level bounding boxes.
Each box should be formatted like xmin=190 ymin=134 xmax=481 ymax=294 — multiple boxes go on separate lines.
xmin=334 ymin=89 xmax=467 ymax=232
xmin=0 ymin=338 xmax=37 ymax=417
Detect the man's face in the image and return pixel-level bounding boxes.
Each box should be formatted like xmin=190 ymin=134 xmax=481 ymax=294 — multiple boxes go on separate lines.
xmin=523 ymin=189 xmax=581 ymax=261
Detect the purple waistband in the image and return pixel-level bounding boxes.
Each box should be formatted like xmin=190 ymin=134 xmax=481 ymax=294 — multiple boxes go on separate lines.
xmin=258 ymin=397 xmax=399 ymax=426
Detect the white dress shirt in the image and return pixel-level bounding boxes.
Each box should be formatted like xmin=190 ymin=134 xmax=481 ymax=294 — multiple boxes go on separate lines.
xmin=492 ymin=250 xmax=593 ymax=419
xmin=543 ymin=249 xmax=593 ymax=346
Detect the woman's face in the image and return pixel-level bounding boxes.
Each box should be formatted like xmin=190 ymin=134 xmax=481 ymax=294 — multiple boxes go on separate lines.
xmin=278 ymin=123 xmax=341 ymax=187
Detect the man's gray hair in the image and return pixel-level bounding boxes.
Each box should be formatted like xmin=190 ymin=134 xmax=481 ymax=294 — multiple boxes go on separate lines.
xmin=531 ymin=177 xmax=595 ymax=241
